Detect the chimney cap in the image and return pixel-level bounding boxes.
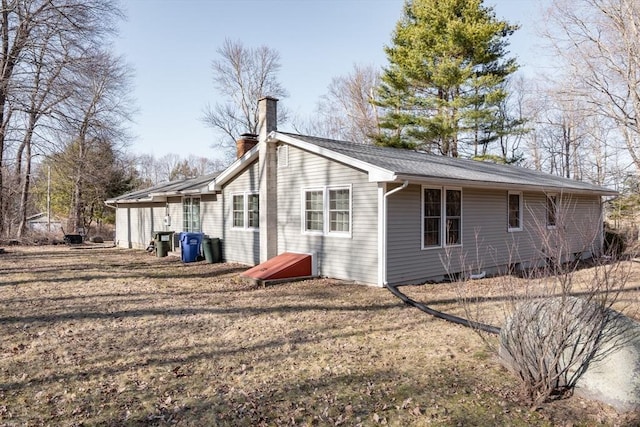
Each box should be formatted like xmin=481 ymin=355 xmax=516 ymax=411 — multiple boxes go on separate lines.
xmin=239 ymin=133 xmax=258 ymax=139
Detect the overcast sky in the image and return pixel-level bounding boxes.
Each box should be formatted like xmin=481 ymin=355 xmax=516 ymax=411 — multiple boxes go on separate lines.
xmin=113 ymin=0 xmax=550 ymax=162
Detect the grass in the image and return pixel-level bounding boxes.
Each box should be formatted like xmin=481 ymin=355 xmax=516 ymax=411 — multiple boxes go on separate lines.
xmin=0 ymin=246 xmax=638 ymax=426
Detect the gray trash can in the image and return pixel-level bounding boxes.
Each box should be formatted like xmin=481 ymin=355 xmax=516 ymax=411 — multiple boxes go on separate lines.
xmin=154 ymin=231 xmax=174 ymax=257
xmin=202 ymin=237 xmax=221 ymax=263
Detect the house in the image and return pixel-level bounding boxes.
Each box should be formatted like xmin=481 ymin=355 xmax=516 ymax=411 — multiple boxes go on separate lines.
xmin=26 ymin=212 xmax=63 ymax=234
xmin=107 ymin=173 xmax=219 ymax=251
xmin=107 ymin=97 xmax=616 ymax=286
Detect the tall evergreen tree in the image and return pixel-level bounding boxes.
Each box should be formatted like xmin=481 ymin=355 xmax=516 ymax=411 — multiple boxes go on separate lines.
xmin=374 ymin=0 xmax=518 ymax=156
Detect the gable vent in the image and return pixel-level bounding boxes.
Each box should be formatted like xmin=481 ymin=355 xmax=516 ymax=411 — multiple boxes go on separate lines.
xmin=277 ymin=145 xmax=289 ymax=168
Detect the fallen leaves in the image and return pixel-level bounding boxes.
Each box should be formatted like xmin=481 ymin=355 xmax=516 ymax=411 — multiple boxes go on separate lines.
xmin=0 ymin=246 xmax=634 ymax=426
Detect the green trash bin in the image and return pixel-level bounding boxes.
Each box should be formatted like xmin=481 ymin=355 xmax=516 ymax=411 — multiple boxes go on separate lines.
xmin=202 ymin=237 xmax=221 ymax=263
xmin=154 ymin=231 xmax=173 ymax=257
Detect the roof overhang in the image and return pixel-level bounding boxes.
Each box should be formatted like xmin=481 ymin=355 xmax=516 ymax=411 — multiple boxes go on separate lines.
xmin=208 ymin=145 xmax=260 ymax=191
xmin=393 ymin=174 xmax=618 ymax=196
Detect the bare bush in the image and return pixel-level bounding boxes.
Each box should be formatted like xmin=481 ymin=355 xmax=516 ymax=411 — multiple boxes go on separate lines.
xmin=445 ymin=194 xmax=637 ymax=407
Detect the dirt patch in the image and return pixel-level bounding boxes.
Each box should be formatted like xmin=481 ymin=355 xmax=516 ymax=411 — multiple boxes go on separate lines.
xmin=0 ymin=246 xmax=638 ymax=426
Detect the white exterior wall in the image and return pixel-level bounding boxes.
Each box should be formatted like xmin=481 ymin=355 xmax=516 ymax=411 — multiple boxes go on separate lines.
xmin=114 ymin=203 xmax=166 ymax=250
xmin=276 ymin=144 xmax=379 ymax=284
xmin=221 ymin=161 xmax=261 ymax=265
xmin=115 ymin=207 xmax=130 ymax=248
xmin=386 ymin=185 xmax=603 ymax=285
xmin=201 ymin=194 xmax=222 ymax=237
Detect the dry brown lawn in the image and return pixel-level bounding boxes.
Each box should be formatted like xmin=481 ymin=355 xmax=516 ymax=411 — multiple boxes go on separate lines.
xmin=0 ymin=245 xmax=639 ymax=426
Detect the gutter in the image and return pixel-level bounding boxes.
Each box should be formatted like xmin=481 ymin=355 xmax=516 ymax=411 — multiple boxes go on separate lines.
xmin=393 ymin=174 xmax=618 ymax=197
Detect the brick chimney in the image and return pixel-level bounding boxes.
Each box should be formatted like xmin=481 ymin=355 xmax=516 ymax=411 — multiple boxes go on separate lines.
xmin=236 ymin=133 xmax=258 ymax=158
xmin=258 ymin=96 xmax=278 ymax=262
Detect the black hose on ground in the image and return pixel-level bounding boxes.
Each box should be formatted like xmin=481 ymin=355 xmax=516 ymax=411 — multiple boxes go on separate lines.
xmin=386 ymin=283 xmax=501 ymax=335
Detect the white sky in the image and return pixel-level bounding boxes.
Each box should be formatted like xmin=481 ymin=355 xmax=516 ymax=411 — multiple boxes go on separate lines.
xmin=113 ymin=0 xmax=550 ymax=162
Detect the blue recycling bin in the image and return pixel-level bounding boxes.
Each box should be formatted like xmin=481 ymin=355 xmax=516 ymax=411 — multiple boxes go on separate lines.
xmin=180 ymin=232 xmax=203 ymax=263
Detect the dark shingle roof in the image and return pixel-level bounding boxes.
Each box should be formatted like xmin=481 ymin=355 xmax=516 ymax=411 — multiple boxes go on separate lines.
xmin=279 ymin=132 xmax=615 ymax=195
xmin=108 ymin=172 xmax=219 ymax=203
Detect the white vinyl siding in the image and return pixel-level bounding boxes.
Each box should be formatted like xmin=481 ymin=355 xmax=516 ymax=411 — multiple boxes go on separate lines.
xmin=114 ymin=203 xmax=166 ymax=250
xmin=388 ymin=186 xmax=603 ymax=285
xmin=200 ymin=194 xmax=221 ymax=238
xmin=221 ymin=161 xmax=260 ymax=265
xmin=278 ymin=145 xmax=376 ymax=284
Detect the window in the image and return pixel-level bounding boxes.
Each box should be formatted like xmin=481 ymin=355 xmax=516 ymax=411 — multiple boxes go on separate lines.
xmin=446 ymin=189 xmax=461 ymax=245
xmin=305 ymin=190 xmax=324 ymax=232
xmin=303 ymin=186 xmax=351 ymax=236
xmin=422 ymin=187 xmax=462 ymax=248
xmin=232 ymin=192 xmax=259 ymax=230
xmin=546 ymin=194 xmax=557 ymax=228
xmin=183 ymin=197 xmax=201 ymax=232
xmin=423 ymin=188 xmax=441 ymax=247
xmin=247 ymin=194 xmax=260 ymax=228
xmin=329 ymin=188 xmax=350 ymax=232
xmin=232 ymin=194 xmax=244 ymax=228
xmin=508 ymin=192 xmax=523 ymax=232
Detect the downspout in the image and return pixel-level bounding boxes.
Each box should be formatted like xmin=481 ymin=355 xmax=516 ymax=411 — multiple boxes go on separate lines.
xmin=381 ymin=180 xmax=409 ymax=286
xmin=381 ymin=180 xmax=500 ymax=335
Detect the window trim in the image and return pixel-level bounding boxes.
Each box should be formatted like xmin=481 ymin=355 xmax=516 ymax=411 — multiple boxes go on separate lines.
xmin=301 ymin=185 xmax=352 ymax=238
xmin=182 ymin=196 xmax=201 ymax=232
xmin=546 ymin=193 xmax=558 ymax=229
xmin=422 ymin=186 xmax=442 ymax=249
xmin=232 ymin=193 xmax=245 ymax=228
xmin=247 ymin=193 xmax=260 ymax=229
xmin=421 ymin=186 xmax=462 ymax=250
xmin=507 ymin=191 xmax=523 ymax=232
xmin=444 ymin=187 xmax=462 ymax=247
xmin=231 ymin=191 xmax=259 ymax=231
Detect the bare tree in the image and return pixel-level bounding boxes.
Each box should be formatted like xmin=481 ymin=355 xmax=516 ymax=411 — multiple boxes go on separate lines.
xmin=55 ymin=50 xmax=134 ymax=234
xmin=520 ymin=75 xmax=625 ymax=189
xmin=203 ymin=39 xmax=288 ymax=161
xmin=311 ymin=64 xmax=382 ymax=143
xmin=136 ymin=153 xmax=224 ymax=185
xmin=12 ymin=20 xmax=74 ymax=237
xmin=543 ymin=0 xmax=640 ymax=171
xmin=0 ymin=0 xmax=123 ymax=236
xmin=155 ymin=153 xmax=182 ymax=183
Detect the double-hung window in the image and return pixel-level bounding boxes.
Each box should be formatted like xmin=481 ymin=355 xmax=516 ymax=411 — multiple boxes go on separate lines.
xmin=546 ymin=194 xmax=557 ymax=228
xmin=183 ymin=197 xmax=201 ymax=232
xmin=445 ymin=189 xmax=462 ymax=245
xmin=422 ymin=187 xmax=462 ymax=249
xmin=329 ymin=188 xmax=350 ymax=232
xmin=508 ymin=191 xmax=523 ymax=232
xmin=232 ymin=192 xmax=259 ymax=230
xmin=423 ymin=188 xmax=441 ymax=247
xmin=303 ymin=186 xmax=351 ymax=236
